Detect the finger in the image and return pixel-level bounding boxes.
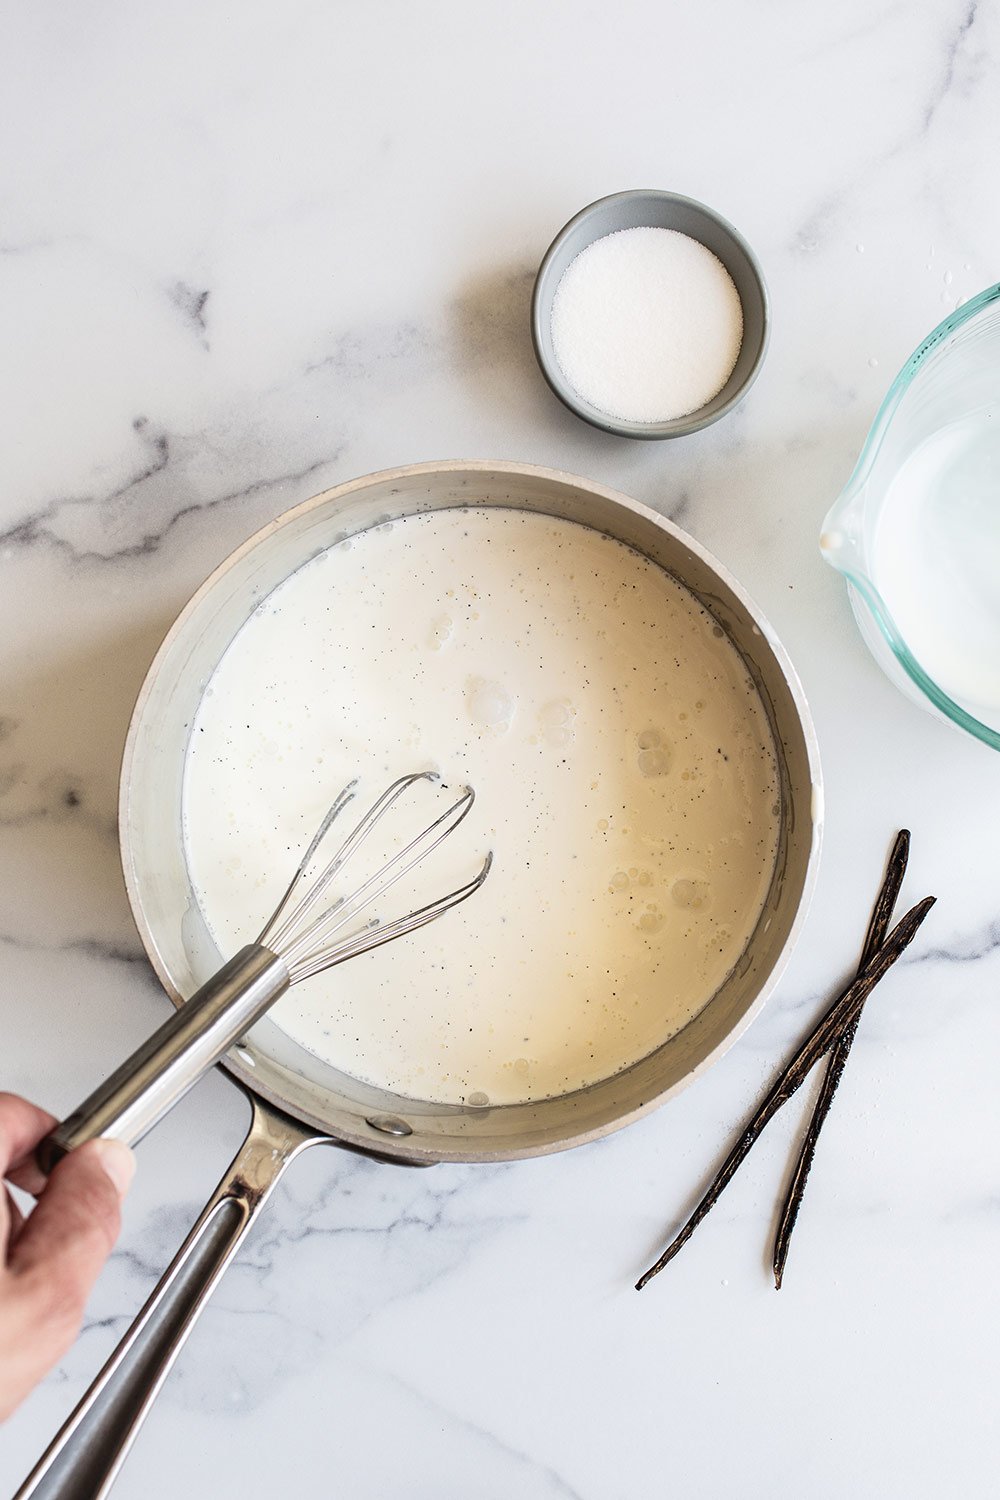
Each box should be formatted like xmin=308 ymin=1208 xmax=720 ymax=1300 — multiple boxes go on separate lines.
xmin=6 ymin=1159 xmax=49 ymax=1197
xmin=0 ymin=1093 xmax=56 ymax=1190
xmin=9 ymin=1139 xmax=135 ymax=1349
xmin=4 ymin=1184 xmax=26 ymax=1243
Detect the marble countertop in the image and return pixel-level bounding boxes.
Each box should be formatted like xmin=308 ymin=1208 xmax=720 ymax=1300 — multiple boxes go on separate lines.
xmin=2 ymin=3 xmax=999 ymax=1496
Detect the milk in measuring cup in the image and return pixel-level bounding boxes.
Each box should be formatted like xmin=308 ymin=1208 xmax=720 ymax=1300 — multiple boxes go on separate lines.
xmin=871 ymin=410 xmax=1000 ymax=733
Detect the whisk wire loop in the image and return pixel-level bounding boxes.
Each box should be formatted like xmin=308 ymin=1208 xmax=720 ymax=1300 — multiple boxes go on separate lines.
xmin=261 ymin=771 xmax=431 ymax=952
xmin=291 ymin=852 xmax=493 ymax=982
xmin=256 ymin=771 xmax=488 ymax=983
xmin=284 ymin=773 xmax=434 ymax=939
xmin=281 ymin=783 xmax=477 ymax=974
xmin=256 ymin=777 xmax=359 ymax=950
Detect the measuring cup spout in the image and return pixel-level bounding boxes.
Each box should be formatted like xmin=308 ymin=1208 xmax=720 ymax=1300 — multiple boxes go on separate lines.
xmin=819 ymin=479 xmax=867 ymax=581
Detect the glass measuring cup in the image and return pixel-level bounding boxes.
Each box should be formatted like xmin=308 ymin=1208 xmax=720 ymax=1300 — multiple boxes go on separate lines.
xmin=821 ymin=283 xmax=1000 ymax=751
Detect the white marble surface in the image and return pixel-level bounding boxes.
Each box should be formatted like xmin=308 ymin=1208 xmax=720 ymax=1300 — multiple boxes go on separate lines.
xmin=2 ymin=2 xmax=999 ymax=1495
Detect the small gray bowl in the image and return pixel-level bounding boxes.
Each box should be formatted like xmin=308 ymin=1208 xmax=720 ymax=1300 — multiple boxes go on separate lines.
xmin=531 ymin=190 xmax=769 ymax=439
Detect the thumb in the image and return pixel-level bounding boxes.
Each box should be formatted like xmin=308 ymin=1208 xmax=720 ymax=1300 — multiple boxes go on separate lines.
xmin=10 ymin=1139 xmax=135 ymax=1336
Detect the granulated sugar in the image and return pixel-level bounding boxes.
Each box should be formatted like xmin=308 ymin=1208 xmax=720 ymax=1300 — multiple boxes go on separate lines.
xmin=551 ymin=226 xmax=744 ymax=424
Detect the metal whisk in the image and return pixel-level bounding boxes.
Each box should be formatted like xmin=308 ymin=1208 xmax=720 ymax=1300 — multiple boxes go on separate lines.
xmin=38 ymin=773 xmax=490 ymax=1170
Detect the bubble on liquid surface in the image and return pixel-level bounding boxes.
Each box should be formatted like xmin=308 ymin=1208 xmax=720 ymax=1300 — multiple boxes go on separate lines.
xmin=637 ymin=904 xmax=663 ymax=934
xmin=637 ymin=727 xmax=672 ymax=776
xmin=704 ymin=923 xmax=733 ymax=954
xmin=541 ymin=700 xmax=572 ymax=727
xmin=540 ymin=699 xmax=577 ymax=748
xmin=428 ymin=614 xmax=453 ymax=650
xmin=466 ymin=678 xmax=515 ymax=733
xmin=467 ymin=1091 xmax=490 ymax=1107
xmin=638 ymin=743 xmax=672 ymax=777
xmin=609 ymin=868 xmax=651 ymax=896
xmin=672 ymin=877 xmax=710 ymax=910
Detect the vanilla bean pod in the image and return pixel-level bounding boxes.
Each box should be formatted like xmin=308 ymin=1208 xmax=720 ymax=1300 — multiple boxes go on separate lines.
xmin=771 ymin=831 xmax=910 ymax=1289
xmin=636 ymin=891 xmax=935 ymax=1291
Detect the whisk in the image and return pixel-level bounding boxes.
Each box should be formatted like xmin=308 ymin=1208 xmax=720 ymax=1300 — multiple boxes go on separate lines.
xmin=38 ymin=772 xmax=491 ymax=1171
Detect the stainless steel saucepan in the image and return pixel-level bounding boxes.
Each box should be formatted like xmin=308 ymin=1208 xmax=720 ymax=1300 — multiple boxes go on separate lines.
xmin=18 ymin=461 xmax=822 ymax=1499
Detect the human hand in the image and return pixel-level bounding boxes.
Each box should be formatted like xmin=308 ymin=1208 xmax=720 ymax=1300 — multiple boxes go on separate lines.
xmin=0 ymin=1093 xmax=135 ymax=1421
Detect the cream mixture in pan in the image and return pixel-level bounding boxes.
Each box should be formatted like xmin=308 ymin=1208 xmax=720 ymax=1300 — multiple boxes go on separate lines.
xmin=182 ymin=507 xmax=781 ymax=1106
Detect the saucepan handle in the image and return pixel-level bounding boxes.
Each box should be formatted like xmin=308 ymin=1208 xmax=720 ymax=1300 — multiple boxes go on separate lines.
xmin=15 ymin=1093 xmax=325 ymax=1500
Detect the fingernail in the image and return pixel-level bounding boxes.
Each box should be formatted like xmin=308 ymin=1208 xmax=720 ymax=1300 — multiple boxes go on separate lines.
xmin=91 ymin=1138 xmax=137 ymax=1198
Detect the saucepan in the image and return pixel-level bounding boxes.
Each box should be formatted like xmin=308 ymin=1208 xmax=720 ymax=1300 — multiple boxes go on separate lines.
xmin=18 ymin=461 xmax=822 ymax=1499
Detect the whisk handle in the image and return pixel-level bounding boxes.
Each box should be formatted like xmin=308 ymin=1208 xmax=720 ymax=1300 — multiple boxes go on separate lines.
xmin=37 ymin=945 xmax=289 ymax=1171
